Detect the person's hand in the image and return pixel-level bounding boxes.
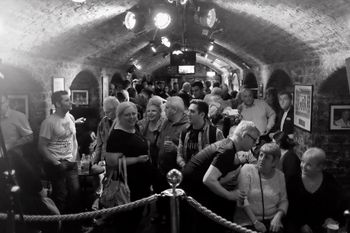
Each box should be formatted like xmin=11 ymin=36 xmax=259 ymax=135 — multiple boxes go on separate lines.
xmin=164 ymin=141 xmax=176 ymax=153
xmin=177 ymin=156 xmax=186 ymax=168
xmin=270 ymin=214 xmax=284 ymax=232
xmin=75 ymin=117 xmax=86 ymax=124
xmin=300 ymin=224 xmax=313 ymax=233
xmin=227 ymin=190 xmax=246 ymax=201
xmin=254 ymin=220 xmax=267 ymax=233
xmin=138 ymin=155 xmax=149 ymax=163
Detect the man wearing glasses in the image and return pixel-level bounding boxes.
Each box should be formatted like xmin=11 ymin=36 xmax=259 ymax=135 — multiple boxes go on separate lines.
xmin=181 ymin=120 xmax=260 ymax=233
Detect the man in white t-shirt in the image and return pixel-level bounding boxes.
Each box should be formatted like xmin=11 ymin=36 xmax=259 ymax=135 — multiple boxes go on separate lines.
xmin=39 ymin=90 xmax=79 ymax=213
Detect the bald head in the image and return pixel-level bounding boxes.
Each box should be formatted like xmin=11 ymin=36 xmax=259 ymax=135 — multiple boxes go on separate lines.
xmin=301 ymin=147 xmax=326 ymax=177
xmin=303 ymin=147 xmax=326 ymax=166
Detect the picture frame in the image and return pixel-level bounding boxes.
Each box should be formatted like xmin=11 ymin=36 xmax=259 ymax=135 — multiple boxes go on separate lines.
xmin=294 ymin=84 xmax=313 ymax=132
xmin=52 ymin=77 xmax=65 ymax=92
xmin=329 ymin=104 xmax=350 ymax=130
xmin=7 ymin=94 xmax=29 ymax=118
xmin=71 ymin=90 xmax=89 ymax=105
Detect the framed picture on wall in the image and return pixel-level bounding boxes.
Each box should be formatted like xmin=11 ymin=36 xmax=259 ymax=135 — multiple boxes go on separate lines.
xmin=52 ymin=77 xmax=65 ymax=92
xmin=7 ymin=94 xmax=29 ymax=118
xmin=71 ymin=90 xmax=88 ymax=105
xmin=294 ymin=84 xmax=313 ymax=132
xmin=329 ymin=104 xmax=350 ymax=130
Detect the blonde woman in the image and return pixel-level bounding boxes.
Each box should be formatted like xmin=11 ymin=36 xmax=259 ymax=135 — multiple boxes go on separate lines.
xmin=105 ymin=102 xmax=152 ymax=233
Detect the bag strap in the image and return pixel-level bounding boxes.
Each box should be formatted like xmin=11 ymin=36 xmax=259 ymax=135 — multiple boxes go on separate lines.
xmin=118 ymin=156 xmax=128 ymax=186
xmin=258 ymin=171 xmax=265 ymax=221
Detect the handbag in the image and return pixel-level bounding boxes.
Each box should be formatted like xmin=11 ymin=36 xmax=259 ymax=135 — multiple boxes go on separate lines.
xmin=99 ymin=156 xmax=130 ymax=208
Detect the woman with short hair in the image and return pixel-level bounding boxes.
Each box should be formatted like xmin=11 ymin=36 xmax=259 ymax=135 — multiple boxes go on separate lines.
xmin=236 ymin=143 xmax=288 ymax=233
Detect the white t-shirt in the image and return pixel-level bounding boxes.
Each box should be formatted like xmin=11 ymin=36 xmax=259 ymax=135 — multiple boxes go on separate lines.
xmin=40 ymin=113 xmax=76 ymax=161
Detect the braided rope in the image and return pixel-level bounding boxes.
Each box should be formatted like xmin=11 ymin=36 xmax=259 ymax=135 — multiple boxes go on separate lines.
xmin=0 ymin=194 xmax=160 ymax=222
xmin=185 ymin=196 xmax=257 ymax=233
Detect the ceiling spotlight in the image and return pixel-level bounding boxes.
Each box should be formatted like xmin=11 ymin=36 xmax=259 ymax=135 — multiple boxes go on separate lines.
xmin=150 ymin=41 xmax=157 ymax=53
xmin=197 ymin=7 xmax=217 ymax=28
xmin=207 ymin=8 xmax=217 ymax=28
xmin=71 ymin=0 xmax=86 ymax=3
xmin=208 ymin=41 xmax=214 ymax=51
xmin=124 ymin=11 xmax=136 ymax=30
xmin=161 ymin=36 xmax=171 ymax=47
xmin=124 ymin=10 xmax=145 ymax=32
xmin=154 ymin=12 xmax=172 ymax=29
xmin=180 ymin=0 xmax=188 ymax=5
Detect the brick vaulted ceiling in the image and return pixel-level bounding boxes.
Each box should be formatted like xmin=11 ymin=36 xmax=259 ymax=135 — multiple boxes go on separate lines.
xmin=1 ymin=0 xmax=350 ymax=73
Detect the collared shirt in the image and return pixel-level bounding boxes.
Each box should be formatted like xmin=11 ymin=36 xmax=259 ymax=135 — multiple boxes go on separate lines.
xmin=280 ymin=108 xmax=290 ymax=131
xmin=0 ymin=109 xmax=33 ymax=150
xmin=240 ymin=99 xmax=276 ymax=134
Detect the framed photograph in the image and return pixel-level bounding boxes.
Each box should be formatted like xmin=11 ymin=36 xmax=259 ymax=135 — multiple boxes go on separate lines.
xmin=71 ymin=90 xmax=88 ymax=105
xmin=7 ymin=94 xmax=29 ymax=118
xmin=294 ymin=85 xmax=313 ymax=132
xmin=52 ymin=77 xmax=65 ymax=92
xmin=329 ymin=105 xmax=350 ymax=130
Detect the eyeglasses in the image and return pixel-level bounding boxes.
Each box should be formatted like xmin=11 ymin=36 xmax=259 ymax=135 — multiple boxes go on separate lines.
xmin=246 ymin=134 xmax=259 ymax=144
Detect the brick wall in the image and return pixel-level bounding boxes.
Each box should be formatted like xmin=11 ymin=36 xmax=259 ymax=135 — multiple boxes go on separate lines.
xmin=261 ymin=59 xmax=350 ymax=192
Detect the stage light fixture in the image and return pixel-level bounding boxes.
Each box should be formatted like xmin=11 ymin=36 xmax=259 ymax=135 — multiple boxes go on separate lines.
xmin=124 ymin=11 xmax=137 ymax=30
xmin=154 ymin=12 xmax=172 ymax=29
xmin=180 ymin=0 xmax=188 ymax=5
xmin=161 ymin=36 xmax=171 ymax=47
xmin=150 ymin=41 xmax=157 ymax=53
xmin=197 ymin=6 xmax=217 ymax=28
xmin=208 ymin=41 xmax=214 ymax=51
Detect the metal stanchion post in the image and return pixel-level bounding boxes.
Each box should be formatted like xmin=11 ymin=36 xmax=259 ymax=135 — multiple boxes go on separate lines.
xmin=344 ymin=210 xmax=349 ymax=233
xmin=162 ymin=169 xmax=184 ymax=233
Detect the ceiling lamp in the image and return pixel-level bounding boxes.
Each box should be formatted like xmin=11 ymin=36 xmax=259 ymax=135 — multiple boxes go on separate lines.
xmin=124 ymin=11 xmax=137 ymax=30
xmin=208 ymin=40 xmax=214 ymax=51
xmin=196 ymin=6 xmax=217 ymax=28
xmin=71 ymin=0 xmax=86 ymax=3
xmin=150 ymin=41 xmax=157 ymax=53
xmin=154 ymin=12 xmax=172 ymax=29
xmin=161 ymin=36 xmax=171 ymax=47
xmin=124 ymin=10 xmax=145 ymax=32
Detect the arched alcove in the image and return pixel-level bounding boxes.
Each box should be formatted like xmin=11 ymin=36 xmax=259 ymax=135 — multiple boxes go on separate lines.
xmin=266 ymin=69 xmax=293 ymax=92
xmin=319 ymin=67 xmax=350 ymax=97
xmin=0 ymin=64 xmax=45 ymax=126
xmin=243 ymin=72 xmax=258 ymax=98
xmin=243 ymin=72 xmax=258 ymax=88
xmin=70 ymin=70 xmax=100 ymax=154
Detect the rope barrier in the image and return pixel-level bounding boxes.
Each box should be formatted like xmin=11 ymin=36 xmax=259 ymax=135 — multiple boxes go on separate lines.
xmin=185 ymin=196 xmax=257 ymax=233
xmin=0 ymin=194 xmax=160 ymax=222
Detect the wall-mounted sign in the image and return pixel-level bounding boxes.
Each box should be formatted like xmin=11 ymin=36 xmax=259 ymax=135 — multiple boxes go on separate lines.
xmin=294 ymin=84 xmax=313 ymax=132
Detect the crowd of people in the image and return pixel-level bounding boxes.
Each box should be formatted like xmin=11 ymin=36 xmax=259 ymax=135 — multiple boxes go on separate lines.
xmin=0 ymin=77 xmax=348 ymax=233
